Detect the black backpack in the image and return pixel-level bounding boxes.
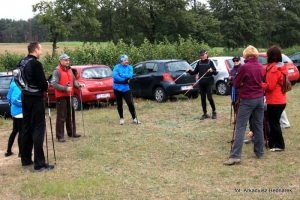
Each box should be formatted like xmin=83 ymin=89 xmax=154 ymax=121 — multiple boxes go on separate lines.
xmin=12 ymin=57 xmax=40 ymax=92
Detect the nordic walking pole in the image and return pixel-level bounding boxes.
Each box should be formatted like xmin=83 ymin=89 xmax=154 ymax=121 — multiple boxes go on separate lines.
xmin=79 ymin=88 xmax=86 ymax=136
xmin=173 ymin=72 xmax=187 ymax=83
xmin=47 ymin=91 xmax=56 ymax=165
xmin=44 ymin=117 xmax=49 ymax=164
xmin=184 ymin=69 xmax=210 ymax=95
xmin=67 ymin=83 xmax=74 ymax=142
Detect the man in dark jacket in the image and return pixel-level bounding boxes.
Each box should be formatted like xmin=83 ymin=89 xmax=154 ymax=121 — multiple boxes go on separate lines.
xmin=21 ymin=41 xmax=54 ymax=172
xmin=187 ymin=50 xmax=218 ymax=120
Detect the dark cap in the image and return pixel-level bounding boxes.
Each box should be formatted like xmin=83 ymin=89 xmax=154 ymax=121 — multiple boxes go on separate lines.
xmin=199 ymin=50 xmax=207 ymax=56
xmin=232 ymin=55 xmax=240 ymax=61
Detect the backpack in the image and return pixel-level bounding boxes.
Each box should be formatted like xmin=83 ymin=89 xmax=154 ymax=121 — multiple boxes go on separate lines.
xmin=12 ymin=57 xmax=40 ymax=92
xmin=281 ymin=73 xmax=292 ymax=93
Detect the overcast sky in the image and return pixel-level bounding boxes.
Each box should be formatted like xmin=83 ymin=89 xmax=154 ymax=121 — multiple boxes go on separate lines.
xmin=0 ymin=0 xmax=208 ymax=21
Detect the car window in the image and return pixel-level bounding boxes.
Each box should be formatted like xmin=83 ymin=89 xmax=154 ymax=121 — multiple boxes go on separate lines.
xmin=166 ymin=61 xmax=191 ymax=71
xmin=290 ymin=53 xmax=300 ymax=60
xmin=145 ymin=63 xmax=158 ymax=73
xmin=134 ymin=64 xmax=143 ymax=75
xmin=258 ymin=56 xmax=267 ymax=64
xmin=82 ymin=67 xmax=112 ymax=79
xmin=0 ymin=76 xmax=12 ymax=89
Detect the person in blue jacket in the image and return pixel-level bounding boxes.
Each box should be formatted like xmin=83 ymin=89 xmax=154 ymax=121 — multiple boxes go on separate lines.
xmin=5 ymin=78 xmax=23 ymax=157
xmin=113 ymin=55 xmax=141 ymax=125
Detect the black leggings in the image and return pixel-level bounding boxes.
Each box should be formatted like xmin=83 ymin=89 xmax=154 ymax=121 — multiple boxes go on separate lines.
xmin=7 ymin=117 xmax=22 ymax=154
xmin=199 ymin=82 xmax=216 ymax=114
xmin=114 ymin=89 xmax=136 ymax=119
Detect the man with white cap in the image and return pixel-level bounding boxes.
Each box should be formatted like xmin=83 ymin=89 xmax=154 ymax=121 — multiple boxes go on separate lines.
xmin=52 ymin=54 xmax=83 ymax=142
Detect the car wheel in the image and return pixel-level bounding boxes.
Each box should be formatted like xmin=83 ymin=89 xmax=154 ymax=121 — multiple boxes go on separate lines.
xmin=216 ymin=81 xmax=228 ymax=95
xmin=188 ymin=92 xmax=199 ymax=99
xmin=154 ymin=87 xmax=167 ymax=103
xmin=72 ymin=95 xmax=81 ymax=110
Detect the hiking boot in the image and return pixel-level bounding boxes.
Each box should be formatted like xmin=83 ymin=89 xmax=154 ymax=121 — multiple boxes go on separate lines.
xmin=58 ymin=138 xmax=66 ymax=143
xmin=5 ymin=151 xmax=14 ymax=157
xmin=133 ymin=118 xmax=141 ymax=124
xmin=68 ymin=134 xmax=81 ymax=138
xmin=120 ymin=118 xmax=124 ymax=125
xmin=34 ymin=164 xmax=55 ymax=172
xmin=200 ymin=114 xmax=210 ymax=120
xmin=212 ymin=111 xmax=217 ymax=119
xmin=223 ymin=158 xmax=241 ymax=165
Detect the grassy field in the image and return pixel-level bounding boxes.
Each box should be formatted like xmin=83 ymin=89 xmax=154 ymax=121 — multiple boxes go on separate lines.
xmin=0 ymin=42 xmax=85 ymax=55
xmin=0 ymin=86 xmax=299 ymax=199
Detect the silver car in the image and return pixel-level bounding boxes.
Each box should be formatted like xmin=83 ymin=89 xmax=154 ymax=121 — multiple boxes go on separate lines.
xmin=190 ymin=56 xmax=244 ymax=95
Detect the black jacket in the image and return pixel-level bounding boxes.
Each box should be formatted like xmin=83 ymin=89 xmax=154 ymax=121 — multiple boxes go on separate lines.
xmin=189 ymin=59 xmax=218 ymax=84
xmin=22 ymin=55 xmax=48 ymax=97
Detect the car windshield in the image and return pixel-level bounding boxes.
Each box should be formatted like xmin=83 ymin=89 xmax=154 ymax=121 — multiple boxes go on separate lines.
xmin=82 ymin=67 xmax=112 ymax=79
xmin=166 ymin=61 xmax=192 ymax=72
xmin=0 ymin=76 xmax=12 ymax=89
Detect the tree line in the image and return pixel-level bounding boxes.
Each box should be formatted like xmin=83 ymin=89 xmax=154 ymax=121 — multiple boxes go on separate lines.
xmin=1 ymin=0 xmax=300 ymax=54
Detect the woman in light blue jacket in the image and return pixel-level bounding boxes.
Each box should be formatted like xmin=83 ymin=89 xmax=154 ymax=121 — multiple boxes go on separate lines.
xmin=113 ymin=55 xmax=140 ymax=125
xmin=5 ymin=78 xmax=22 ymax=157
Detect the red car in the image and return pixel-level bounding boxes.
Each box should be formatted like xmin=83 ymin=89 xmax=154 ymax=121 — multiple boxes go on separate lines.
xmin=258 ymin=53 xmax=299 ymax=84
xmin=45 ymin=65 xmax=116 ymax=110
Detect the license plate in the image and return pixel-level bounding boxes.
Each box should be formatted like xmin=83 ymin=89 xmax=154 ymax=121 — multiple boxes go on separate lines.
xmin=288 ymin=69 xmax=294 ymax=73
xmin=181 ymin=86 xmax=193 ymax=90
xmin=96 ymin=93 xmax=110 ymax=99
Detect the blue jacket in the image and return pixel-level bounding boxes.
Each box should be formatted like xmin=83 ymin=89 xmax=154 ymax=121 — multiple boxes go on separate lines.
xmin=113 ymin=63 xmax=133 ymax=92
xmin=7 ymin=79 xmax=22 ymax=117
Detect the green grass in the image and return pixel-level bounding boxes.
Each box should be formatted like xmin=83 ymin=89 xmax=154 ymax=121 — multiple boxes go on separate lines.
xmin=0 ymin=86 xmax=300 ymax=199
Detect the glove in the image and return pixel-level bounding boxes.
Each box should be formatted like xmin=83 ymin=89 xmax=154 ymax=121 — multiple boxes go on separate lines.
xmin=186 ymin=69 xmax=192 ymax=74
xmin=79 ymin=84 xmax=85 ymax=87
xmin=125 ymin=78 xmax=130 ymax=84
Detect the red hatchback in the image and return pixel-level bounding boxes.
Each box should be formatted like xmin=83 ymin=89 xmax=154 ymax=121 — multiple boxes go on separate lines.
xmin=45 ymin=65 xmax=116 ymax=110
xmin=258 ymin=53 xmax=299 ymax=84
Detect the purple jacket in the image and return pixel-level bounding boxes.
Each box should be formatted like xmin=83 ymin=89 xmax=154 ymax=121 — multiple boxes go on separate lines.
xmin=233 ymin=57 xmax=264 ymax=99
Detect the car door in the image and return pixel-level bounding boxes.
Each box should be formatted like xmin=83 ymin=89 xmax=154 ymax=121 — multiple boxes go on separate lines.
xmin=139 ymin=62 xmax=158 ymax=97
xmin=46 ymin=75 xmax=56 ymax=104
xmin=131 ymin=63 xmax=144 ymax=97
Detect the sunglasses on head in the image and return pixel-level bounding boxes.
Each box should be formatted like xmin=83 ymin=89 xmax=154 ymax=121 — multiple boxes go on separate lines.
xmin=233 ymin=60 xmax=240 ymax=62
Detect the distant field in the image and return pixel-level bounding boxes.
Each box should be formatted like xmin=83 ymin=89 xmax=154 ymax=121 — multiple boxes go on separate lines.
xmin=0 ymin=42 xmax=86 ymax=55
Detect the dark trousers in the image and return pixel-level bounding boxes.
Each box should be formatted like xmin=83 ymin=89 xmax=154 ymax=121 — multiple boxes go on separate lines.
xmin=267 ymin=104 xmax=286 ymax=149
xmin=21 ymin=94 xmax=46 ymax=168
xmin=114 ymin=89 xmax=136 ymax=119
xmin=56 ymin=97 xmax=76 ymax=139
xmin=199 ymin=82 xmax=216 ymax=114
xmin=7 ymin=117 xmax=22 ymax=154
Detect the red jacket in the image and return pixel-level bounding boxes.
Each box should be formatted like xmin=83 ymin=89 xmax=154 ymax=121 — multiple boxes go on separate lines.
xmin=262 ymin=62 xmax=287 ymax=104
xmin=54 ymin=65 xmax=74 ymax=98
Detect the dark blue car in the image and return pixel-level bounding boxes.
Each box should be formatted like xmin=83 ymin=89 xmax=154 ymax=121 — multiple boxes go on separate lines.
xmin=130 ymin=59 xmax=199 ymax=102
xmin=0 ymin=72 xmax=12 ymax=117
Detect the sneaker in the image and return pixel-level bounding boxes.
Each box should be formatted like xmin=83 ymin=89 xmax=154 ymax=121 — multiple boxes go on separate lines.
xmin=120 ymin=118 xmax=124 ymax=125
xmin=270 ymin=148 xmax=284 ymax=152
xmin=200 ymin=114 xmax=210 ymax=120
xmin=34 ymin=164 xmax=55 ymax=172
xmin=243 ymin=139 xmax=252 ymax=144
xmin=133 ymin=118 xmax=141 ymax=124
xmin=58 ymin=138 xmax=66 ymax=143
xmin=223 ymin=158 xmax=241 ymax=165
xmin=212 ymin=111 xmax=217 ymax=119
xmin=5 ymin=151 xmax=14 ymax=157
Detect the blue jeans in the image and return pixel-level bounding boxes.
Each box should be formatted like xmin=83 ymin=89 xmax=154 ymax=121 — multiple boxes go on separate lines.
xmin=230 ymin=97 xmax=264 ymax=159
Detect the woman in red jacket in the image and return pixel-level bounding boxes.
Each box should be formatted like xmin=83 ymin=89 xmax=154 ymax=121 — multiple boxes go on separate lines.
xmin=262 ymin=45 xmax=288 ymax=151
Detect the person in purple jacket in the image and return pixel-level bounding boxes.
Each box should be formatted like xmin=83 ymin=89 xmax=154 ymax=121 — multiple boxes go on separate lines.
xmin=224 ymin=45 xmax=265 ymax=165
